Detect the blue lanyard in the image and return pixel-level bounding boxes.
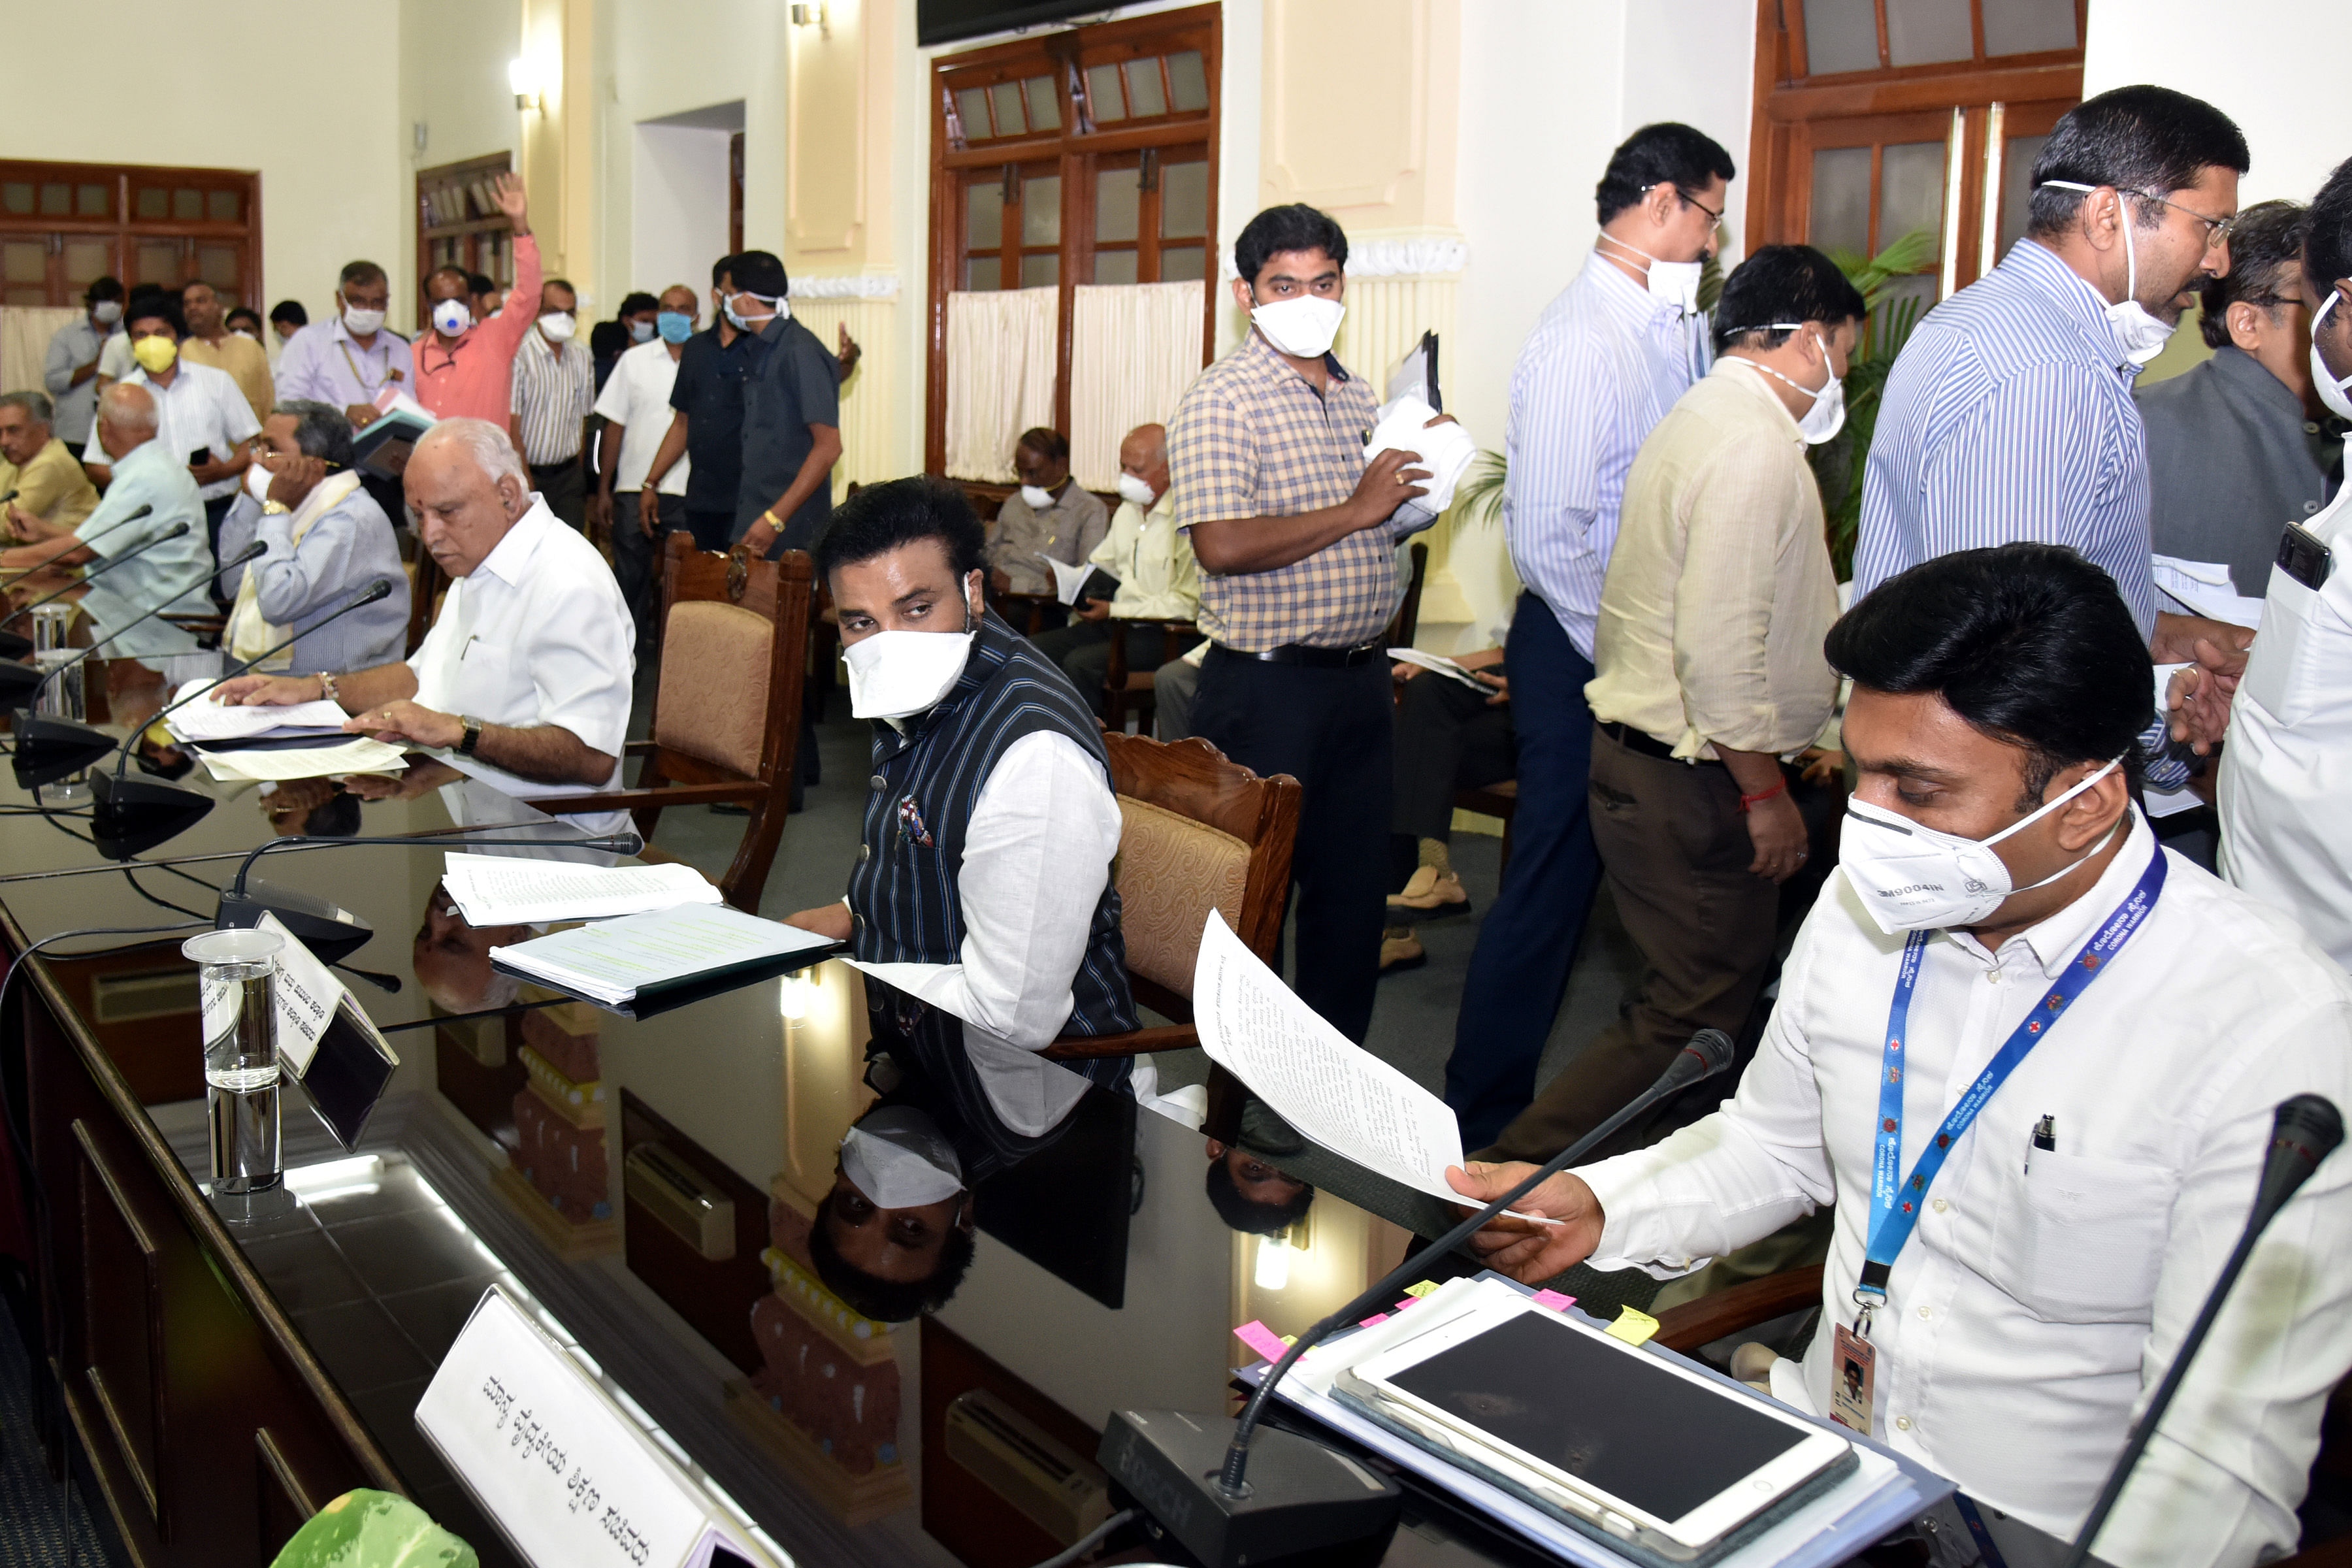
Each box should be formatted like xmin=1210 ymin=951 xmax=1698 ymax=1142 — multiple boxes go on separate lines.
xmin=1857 ymin=841 xmax=2167 ymax=1310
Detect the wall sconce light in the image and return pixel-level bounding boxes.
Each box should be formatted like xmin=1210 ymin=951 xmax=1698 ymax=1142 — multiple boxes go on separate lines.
xmin=790 ymin=3 xmax=831 ymax=37
xmin=508 ymin=57 xmax=544 ymax=115
xmin=1253 ymin=1233 xmax=1290 ymax=1291
xmin=777 ymin=972 xmax=811 ymax=1022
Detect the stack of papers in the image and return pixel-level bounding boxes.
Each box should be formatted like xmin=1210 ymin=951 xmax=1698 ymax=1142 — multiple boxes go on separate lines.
xmin=441 ymin=853 xmax=723 ymax=926
xmin=489 ymin=903 xmax=836 ymax=1006
xmin=165 ymin=679 xmax=350 ymax=743
xmin=201 ymin=736 xmax=408 ymax=782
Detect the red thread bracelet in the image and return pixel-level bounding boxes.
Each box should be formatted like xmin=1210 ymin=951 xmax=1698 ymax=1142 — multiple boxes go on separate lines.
xmin=1738 ymin=779 xmax=1788 ymax=813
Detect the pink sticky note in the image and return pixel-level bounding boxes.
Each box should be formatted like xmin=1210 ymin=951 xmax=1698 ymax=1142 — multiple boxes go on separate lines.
xmin=1393 ymin=1297 xmax=1422 ymax=1313
xmin=1233 ymin=1320 xmax=1289 ymax=1364
xmin=1531 ymin=1289 xmax=1577 ymax=1312
xmin=1358 ymin=1312 xmax=1391 ymax=1327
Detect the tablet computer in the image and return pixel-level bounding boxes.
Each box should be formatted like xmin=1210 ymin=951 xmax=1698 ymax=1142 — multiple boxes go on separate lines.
xmin=1336 ymin=1301 xmax=1850 ymax=1563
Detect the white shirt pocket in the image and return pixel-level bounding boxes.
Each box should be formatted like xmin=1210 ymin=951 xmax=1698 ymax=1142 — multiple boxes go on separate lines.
xmin=1990 ymin=1149 xmax=2176 ymax=1324
xmin=2242 ymin=564 xmax=2338 ymax=728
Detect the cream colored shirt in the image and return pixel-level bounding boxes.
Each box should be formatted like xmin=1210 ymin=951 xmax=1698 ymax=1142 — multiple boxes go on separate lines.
xmin=1088 ymin=489 xmax=1199 ymax=621
xmin=1585 ymin=355 xmax=1838 ymax=760
xmin=181 ymin=332 xmax=274 ymax=425
xmin=0 ymin=436 xmax=98 ymax=536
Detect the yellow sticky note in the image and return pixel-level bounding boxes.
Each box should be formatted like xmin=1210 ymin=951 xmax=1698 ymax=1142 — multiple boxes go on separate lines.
xmin=1605 ymin=1306 xmax=1660 ymax=1346
xmin=1402 ymin=1281 xmax=1440 ymax=1299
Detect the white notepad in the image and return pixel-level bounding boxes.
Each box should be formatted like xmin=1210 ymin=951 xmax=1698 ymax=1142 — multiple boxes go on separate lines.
xmin=488 ymin=903 xmax=836 ymax=1005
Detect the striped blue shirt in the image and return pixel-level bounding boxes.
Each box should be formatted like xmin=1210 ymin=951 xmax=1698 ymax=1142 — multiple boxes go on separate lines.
xmin=1503 ymin=254 xmax=1711 ymax=660
xmin=1854 ymin=239 xmax=2154 ymax=638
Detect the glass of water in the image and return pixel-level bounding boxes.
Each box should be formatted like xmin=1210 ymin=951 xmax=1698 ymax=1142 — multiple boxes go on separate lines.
xmin=29 ymin=603 xmax=88 ymax=804
xmin=183 ymin=928 xmax=286 ymax=1212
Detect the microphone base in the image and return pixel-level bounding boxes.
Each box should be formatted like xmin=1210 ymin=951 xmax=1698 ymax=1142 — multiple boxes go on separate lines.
xmin=1097 ymin=1409 xmax=1399 ymax=1568
xmin=216 ymin=881 xmax=374 ymax=964
xmin=16 ymin=716 xmax=122 ymax=789
xmin=0 ymin=632 xmax=31 ymax=661
xmin=90 ymin=770 xmax=216 ymax=858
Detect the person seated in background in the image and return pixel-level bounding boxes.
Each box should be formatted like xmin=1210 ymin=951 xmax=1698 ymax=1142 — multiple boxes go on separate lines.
xmin=1379 ymin=645 xmax=1512 ymax=974
xmin=1454 ymin=544 xmax=2352 ymax=1567
xmin=5 ymin=384 xmax=213 ymax=653
xmin=985 ymin=427 xmax=1109 ymax=630
xmin=1030 ymin=422 xmax=1200 ymax=715
xmin=210 ymin=417 xmax=633 ymax=803
xmin=179 ymin=280 xmax=273 ymax=425
xmin=1479 ymin=244 xmax=1854 ymax=1166
xmin=274 ymin=263 xmax=408 ymax=432
xmin=412 ymin=881 xmax=527 ymax=1017
xmin=80 ymin=295 xmax=258 ymax=557
xmin=2140 ymin=198 xmax=2338 ymax=598
xmin=785 ymin=477 xmax=1142 ymax=1198
xmin=0 ymin=390 xmax=99 ymax=542
xmin=216 ymin=400 xmax=410 ymax=676
xmin=264 ymin=299 xmax=306 ymax=368
xmin=1154 ymin=645 xmax=1205 ymax=742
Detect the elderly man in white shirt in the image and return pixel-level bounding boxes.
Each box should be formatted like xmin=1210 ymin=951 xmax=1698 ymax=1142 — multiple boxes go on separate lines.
xmin=209 ymin=417 xmax=634 ymax=814
xmin=783 ymin=476 xmax=1141 ymax=1320
xmin=1454 ymin=542 xmax=2352 ymax=1568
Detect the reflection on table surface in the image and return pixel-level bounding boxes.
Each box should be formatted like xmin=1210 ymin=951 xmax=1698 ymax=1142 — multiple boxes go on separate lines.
xmin=2 ymin=664 xmax=1475 ymax=1568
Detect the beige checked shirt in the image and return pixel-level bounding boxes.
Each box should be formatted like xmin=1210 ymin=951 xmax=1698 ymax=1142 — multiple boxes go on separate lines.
xmin=1169 ymin=331 xmax=1394 ymax=651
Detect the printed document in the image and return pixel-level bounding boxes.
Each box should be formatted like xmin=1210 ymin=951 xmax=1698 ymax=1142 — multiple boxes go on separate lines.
xmin=165 ymin=679 xmax=350 ymax=742
xmin=1387 ymin=647 xmax=1488 ymax=691
xmin=489 ymin=903 xmax=834 ymax=1005
xmin=442 ymin=853 xmax=721 ymax=927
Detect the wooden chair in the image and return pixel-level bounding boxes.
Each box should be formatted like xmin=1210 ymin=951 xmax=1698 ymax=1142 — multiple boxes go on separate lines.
xmin=1385 ymin=541 xmax=1429 ymax=651
xmin=1101 ymin=619 xmax=1203 ymax=734
xmin=1456 ymin=779 xmax=1518 ymax=873
xmin=520 ymin=534 xmax=811 ymax=912
xmin=1043 ymin=732 xmax=1301 ymax=1063
xmin=406 ymin=550 xmax=445 ymax=657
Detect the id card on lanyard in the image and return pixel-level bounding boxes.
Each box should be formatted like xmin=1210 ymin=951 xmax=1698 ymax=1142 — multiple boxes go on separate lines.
xmin=1831 ymin=842 xmax=2168 ymax=1435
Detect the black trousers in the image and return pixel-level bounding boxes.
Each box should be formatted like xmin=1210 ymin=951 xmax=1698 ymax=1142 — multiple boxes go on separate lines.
xmin=1194 ymin=649 xmax=1392 ymax=1045
xmin=613 ymin=491 xmax=687 ymax=653
xmin=532 ymin=459 xmax=587 ymax=531
xmin=202 ymin=493 xmax=237 ymax=608
xmin=684 ymin=509 xmax=735 ymax=554
xmin=1032 ymin=621 xmax=1201 ymax=719
xmin=1392 ymin=668 xmax=1516 ymax=841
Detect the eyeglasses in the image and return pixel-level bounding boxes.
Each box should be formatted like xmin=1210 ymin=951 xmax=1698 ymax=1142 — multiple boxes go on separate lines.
xmin=1643 ymin=183 xmax=1723 ymax=225
xmin=2128 ymin=189 xmax=2238 ymax=250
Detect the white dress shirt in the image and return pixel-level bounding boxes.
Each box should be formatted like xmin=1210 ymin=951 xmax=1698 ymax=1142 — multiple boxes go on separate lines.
xmin=851 ymin=729 xmax=1131 ymax=1135
xmin=1578 ymin=814 xmax=2352 ymax=1568
xmin=274 ymin=317 xmax=416 ymax=413
xmin=80 ymin=362 xmax=261 ymax=501
xmin=591 ymin=338 xmax=689 ymax=495
xmin=1503 ymin=253 xmax=1711 ymax=660
xmin=2219 ymin=483 xmax=2352 ymax=972
xmin=406 ymin=496 xmax=635 ymax=823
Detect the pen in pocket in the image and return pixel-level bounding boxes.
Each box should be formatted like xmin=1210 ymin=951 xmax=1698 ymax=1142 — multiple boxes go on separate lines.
xmin=2027 ymin=1114 xmax=2057 ymax=1171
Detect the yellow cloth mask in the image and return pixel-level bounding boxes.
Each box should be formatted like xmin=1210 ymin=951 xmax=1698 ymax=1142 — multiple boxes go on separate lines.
xmin=131 ymin=335 xmax=178 ymax=374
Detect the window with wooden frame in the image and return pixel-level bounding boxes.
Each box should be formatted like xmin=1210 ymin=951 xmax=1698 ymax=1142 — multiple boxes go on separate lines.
xmin=416 ymin=153 xmax=515 ymax=317
xmin=926 ymin=3 xmax=1219 ymax=475
xmin=1745 ymin=0 xmax=2083 ymax=339
xmin=0 ymin=160 xmax=261 ymax=310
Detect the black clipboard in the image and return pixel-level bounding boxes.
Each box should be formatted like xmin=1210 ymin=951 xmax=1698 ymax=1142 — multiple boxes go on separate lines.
xmin=489 ymin=942 xmax=845 ymax=1021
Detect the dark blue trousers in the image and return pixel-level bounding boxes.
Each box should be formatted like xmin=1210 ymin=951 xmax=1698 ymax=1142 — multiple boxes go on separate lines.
xmin=1444 ymin=592 xmax=1605 ymax=1149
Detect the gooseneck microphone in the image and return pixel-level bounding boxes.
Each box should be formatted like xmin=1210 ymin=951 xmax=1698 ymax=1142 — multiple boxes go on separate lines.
xmin=1 ymin=539 xmax=235 ymax=719
xmin=0 ymin=502 xmax=156 ymax=657
xmin=215 ymin=828 xmax=647 ymax=960
xmin=1098 ymin=1031 xmax=1738 ymax=1568
xmin=2062 ymin=1094 xmax=2344 ymax=1568
xmin=57 ymin=577 xmax=399 ymax=855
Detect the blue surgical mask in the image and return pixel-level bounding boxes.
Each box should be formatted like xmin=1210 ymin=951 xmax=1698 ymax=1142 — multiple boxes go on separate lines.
xmin=657 ymin=310 xmax=693 ymax=345
xmin=629 ymin=319 xmax=655 ymax=344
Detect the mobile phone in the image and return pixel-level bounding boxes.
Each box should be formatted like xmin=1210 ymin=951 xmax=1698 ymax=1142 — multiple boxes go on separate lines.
xmin=2278 ymin=521 xmax=2333 ymax=591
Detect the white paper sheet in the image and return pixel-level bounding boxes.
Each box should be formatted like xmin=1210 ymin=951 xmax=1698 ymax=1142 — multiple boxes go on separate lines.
xmin=1387 ymin=647 xmax=1488 ymax=691
xmin=489 ymin=902 xmax=834 ymax=1005
xmin=1194 ymin=913 xmax=1486 ymax=1209
xmin=2153 ymin=553 xmax=2265 ymax=630
xmin=164 ymin=679 xmax=350 ymax=742
xmin=442 ymin=853 xmax=722 ymax=927
xmin=198 ymin=736 xmax=408 ymax=781
xmin=1037 ymin=554 xmax=1093 ymax=607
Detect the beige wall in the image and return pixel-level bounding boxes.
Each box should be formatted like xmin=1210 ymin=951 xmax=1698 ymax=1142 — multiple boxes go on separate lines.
xmin=5 ymin=0 xmax=407 ymax=340
xmin=402 ymin=0 xmax=524 ymax=333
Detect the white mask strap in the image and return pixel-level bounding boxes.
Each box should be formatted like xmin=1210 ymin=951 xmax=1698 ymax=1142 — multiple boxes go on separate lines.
xmin=1982 ymin=757 xmax=2123 ymax=849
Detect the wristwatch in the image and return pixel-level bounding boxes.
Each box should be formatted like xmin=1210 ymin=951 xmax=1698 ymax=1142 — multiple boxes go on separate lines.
xmin=316 ymin=672 xmax=340 ymax=706
xmin=261 ymin=500 xmax=292 ymax=515
xmin=457 ymin=716 xmax=485 ymax=756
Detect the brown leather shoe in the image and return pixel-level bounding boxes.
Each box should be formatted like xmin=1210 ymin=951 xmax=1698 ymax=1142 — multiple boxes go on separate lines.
xmin=1386 ymin=865 xmax=1471 ymax=921
xmin=1379 ymin=930 xmax=1426 ymax=975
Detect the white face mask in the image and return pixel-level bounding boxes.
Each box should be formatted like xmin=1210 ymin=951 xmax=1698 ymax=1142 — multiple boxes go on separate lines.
xmin=1116 ymin=472 xmax=1157 ymax=506
xmin=2037 ymin=182 xmax=2177 ymax=367
xmin=431 ymin=299 xmax=472 ymax=336
xmin=1250 ymin=294 xmax=1346 ymax=359
xmin=629 ymin=319 xmax=656 ymax=344
xmin=843 ymin=608 xmax=979 ymax=721
xmin=840 ymin=1107 xmax=965 ymax=1209
xmin=1018 ymin=483 xmax=1054 ymax=510
xmin=538 ymin=311 xmax=576 ymax=343
xmin=2311 ymin=291 xmax=2352 ymax=422
xmin=1735 ymin=326 xmax=1847 ymax=444
xmin=1601 ymin=237 xmax=1703 ymax=315
xmin=91 ymin=299 xmax=123 ymax=325
xmin=243 ymin=461 xmax=273 ymax=502
xmin=722 ymin=291 xmax=787 ymax=331
xmin=342 ymin=304 xmax=386 ymax=336
xmin=1839 ymin=758 xmax=2125 ymax=934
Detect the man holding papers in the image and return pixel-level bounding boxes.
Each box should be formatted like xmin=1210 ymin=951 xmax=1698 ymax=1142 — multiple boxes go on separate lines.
xmin=785 ymin=476 xmax=1139 ymax=1316
xmin=1450 ymin=546 xmax=2352 ymax=1568
xmin=210 ymin=417 xmax=633 ymax=818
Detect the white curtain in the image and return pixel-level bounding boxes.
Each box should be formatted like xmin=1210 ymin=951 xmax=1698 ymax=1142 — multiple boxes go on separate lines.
xmin=1 ymin=307 xmax=80 ymax=407
xmin=944 ymin=286 xmax=1059 ymax=482
xmin=1069 ymin=280 xmax=1204 ymax=492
